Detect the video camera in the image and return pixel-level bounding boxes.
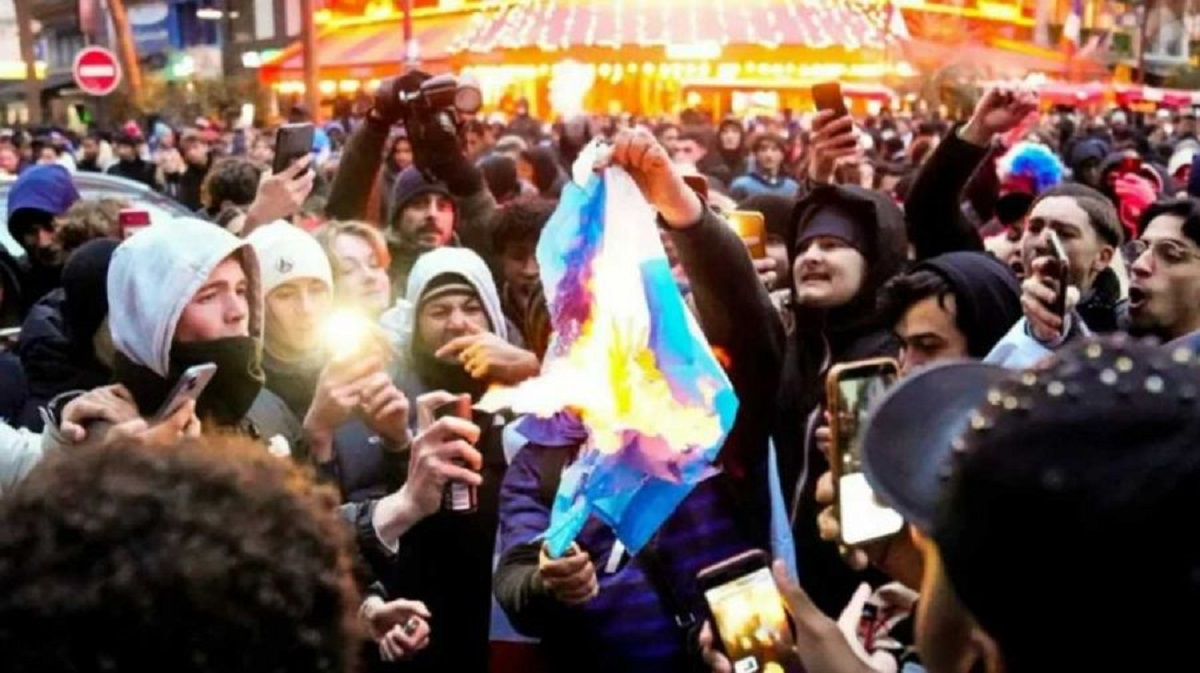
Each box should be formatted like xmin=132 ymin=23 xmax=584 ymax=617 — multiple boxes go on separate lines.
xmin=396 ymin=73 xmax=483 ymax=136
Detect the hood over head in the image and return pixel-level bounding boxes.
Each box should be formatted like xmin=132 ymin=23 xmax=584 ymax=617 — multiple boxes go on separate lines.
xmin=380 ymin=246 xmax=506 ymax=369
xmin=107 ymin=217 xmax=262 ymax=378
xmin=7 ymin=164 xmax=80 ymax=240
xmin=912 ymin=251 xmax=1023 ymax=358
xmin=788 ymin=184 xmax=910 ymax=339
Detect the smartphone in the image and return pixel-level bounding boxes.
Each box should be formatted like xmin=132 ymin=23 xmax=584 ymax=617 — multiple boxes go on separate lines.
xmin=698 ymin=550 xmax=794 ymax=673
xmin=727 ymin=211 xmax=767 ymax=260
xmin=826 ymin=358 xmax=903 ymax=546
xmin=118 ymin=208 xmax=151 ymax=239
xmin=154 ymin=363 xmax=217 ymax=421
xmin=812 ymin=81 xmax=848 ymax=118
xmin=273 ymin=122 xmax=315 ymax=175
xmin=683 ymin=174 xmax=709 ymax=201
xmin=1045 ymin=230 xmax=1070 ymax=320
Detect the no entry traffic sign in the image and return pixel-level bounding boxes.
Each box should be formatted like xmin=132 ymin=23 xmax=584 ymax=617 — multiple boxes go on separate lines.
xmin=72 ymin=47 xmax=122 ymax=97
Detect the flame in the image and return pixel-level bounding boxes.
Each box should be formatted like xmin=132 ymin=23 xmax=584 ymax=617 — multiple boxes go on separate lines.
xmin=711 ymin=346 xmax=733 ymax=371
xmin=480 ymin=238 xmax=725 ymax=456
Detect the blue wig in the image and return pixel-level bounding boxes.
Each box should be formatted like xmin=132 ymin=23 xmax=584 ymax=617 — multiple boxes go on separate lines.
xmin=996 ymin=141 xmax=1066 ymax=195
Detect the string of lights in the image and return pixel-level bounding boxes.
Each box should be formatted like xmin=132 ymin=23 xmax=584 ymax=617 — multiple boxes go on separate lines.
xmin=446 ymin=0 xmax=889 ymax=54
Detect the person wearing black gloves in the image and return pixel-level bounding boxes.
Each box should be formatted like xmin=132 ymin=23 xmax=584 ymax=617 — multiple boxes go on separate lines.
xmin=325 ymin=71 xmax=497 ymax=291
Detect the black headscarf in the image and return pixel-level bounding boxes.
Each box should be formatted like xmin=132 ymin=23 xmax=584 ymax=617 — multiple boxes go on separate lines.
xmin=914 ymin=251 xmax=1022 ymax=358
xmin=786 ymin=184 xmax=910 ymax=347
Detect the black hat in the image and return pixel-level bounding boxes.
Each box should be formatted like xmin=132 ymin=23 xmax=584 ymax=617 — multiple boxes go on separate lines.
xmin=862 ymin=337 xmax=1200 ymax=668
xmin=388 ymin=166 xmax=453 ymax=229
xmin=911 ymin=252 xmax=1022 ymax=359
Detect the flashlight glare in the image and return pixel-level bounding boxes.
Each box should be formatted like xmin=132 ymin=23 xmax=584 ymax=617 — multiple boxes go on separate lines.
xmin=324 ymin=309 xmax=373 ymax=361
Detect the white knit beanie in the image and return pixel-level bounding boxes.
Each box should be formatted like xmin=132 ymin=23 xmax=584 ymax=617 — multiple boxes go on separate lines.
xmin=246 ymin=220 xmax=334 ymax=296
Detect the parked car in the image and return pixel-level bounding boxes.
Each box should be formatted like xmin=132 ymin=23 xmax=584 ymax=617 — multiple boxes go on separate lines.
xmin=0 ymin=172 xmax=196 ymax=258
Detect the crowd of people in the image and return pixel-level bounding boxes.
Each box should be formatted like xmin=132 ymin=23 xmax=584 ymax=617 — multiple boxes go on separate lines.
xmin=2 ymin=66 xmax=1200 ymax=673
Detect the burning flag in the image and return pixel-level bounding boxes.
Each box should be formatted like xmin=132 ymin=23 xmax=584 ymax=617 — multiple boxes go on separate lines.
xmin=481 ymin=140 xmax=738 ymax=557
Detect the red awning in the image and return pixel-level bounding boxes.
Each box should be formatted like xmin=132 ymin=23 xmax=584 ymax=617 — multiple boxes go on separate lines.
xmin=902 ymin=37 xmax=1108 ymax=80
xmin=259 ymin=16 xmax=461 ymax=82
xmin=447 ymin=0 xmax=890 ymax=54
xmin=1113 ymin=85 xmax=1200 ymax=109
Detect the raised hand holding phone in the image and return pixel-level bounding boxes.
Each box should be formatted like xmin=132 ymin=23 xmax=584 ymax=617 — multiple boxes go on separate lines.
xmin=809 ymin=83 xmax=858 ymax=185
xmin=698 ymin=550 xmax=796 ymax=673
xmin=701 ymin=559 xmax=890 ymax=673
xmin=1021 ymin=230 xmax=1078 ymax=343
xmin=825 ymin=359 xmax=903 ymax=547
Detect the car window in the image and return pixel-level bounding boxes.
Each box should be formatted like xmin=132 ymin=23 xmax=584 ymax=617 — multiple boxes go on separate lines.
xmin=0 ymin=179 xmax=196 ymax=259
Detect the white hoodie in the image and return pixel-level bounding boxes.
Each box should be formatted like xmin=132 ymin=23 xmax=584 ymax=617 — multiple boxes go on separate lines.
xmin=379 ymin=247 xmax=507 ymax=368
xmin=107 ymin=217 xmax=262 ymax=378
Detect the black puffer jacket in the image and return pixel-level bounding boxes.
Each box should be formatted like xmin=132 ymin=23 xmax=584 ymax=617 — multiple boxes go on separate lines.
xmin=774 ymin=184 xmax=910 ymax=616
xmin=15 ymin=290 xmax=111 ymax=430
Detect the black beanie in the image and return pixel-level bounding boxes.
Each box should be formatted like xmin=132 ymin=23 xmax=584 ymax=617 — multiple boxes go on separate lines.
xmin=388 ymin=166 xmax=453 ymax=228
xmin=62 ymin=238 xmax=119 ymax=349
xmin=794 ymin=203 xmax=870 ymax=257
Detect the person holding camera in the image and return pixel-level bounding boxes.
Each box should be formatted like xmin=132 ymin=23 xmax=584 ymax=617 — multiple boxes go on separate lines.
xmin=325 ymin=71 xmax=498 ymax=294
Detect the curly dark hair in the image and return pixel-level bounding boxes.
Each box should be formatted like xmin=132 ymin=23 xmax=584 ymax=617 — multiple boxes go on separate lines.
xmin=0 ymin=436 xmax=361 ymax=673
xmin=203 ymin=157 xmax=263 ymax=212
xmin=491 ymin=197 xmax=556 ymax=255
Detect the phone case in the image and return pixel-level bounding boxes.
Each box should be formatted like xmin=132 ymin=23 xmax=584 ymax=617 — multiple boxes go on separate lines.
xmin=825 ymin=358 xmax=902 ymax=545
xmin=812 ymin=82 xmax=848 ymax=116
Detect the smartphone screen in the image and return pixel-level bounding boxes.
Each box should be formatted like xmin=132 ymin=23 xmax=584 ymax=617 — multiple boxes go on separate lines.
xmin=727 ymin=211 xmax=767 ymax=259
xmin=118 ymin=209 xmax=151 ymax=239
xmin=828 ymin=360 xmax=903 ymax=546
xmin=812 ymin=82 xmax=848 ymax=118
xmin=1046 ymin=230 xmax=1070 ymax=319
xmin=273 ymin=123 xmax=315 ymax=175
xmin=703 ymin=562 xmax=792 ymax=673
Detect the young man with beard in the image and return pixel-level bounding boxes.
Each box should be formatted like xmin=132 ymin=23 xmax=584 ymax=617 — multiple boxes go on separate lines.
xmin=324 ymin=72 xmax=498 ymax=290
xmin=368 ymin=246 xmax=539 ymax=672
xmin=1126 ymin=197 xmax=1200 ymax=343
xmin=3 ymin=164 xmax=80 ymax=316
xmin=247 ymin=221 xmax=410 ymax=503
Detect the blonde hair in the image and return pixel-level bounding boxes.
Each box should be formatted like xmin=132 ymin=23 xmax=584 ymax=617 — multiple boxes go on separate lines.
xmin=313 ymin=220 xmax=392 ymax=274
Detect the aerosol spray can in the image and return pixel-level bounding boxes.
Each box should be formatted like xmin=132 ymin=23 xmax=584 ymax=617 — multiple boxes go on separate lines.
xmin=436 ymin=394 xmax=478 ymax=514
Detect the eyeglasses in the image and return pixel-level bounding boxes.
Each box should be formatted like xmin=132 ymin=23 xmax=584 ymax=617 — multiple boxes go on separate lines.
xmin=1123 ymin=239 xmax=1200 ymax=266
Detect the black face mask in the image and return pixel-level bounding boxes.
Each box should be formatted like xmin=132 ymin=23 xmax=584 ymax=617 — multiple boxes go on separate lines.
xmin=116 ymin=336 xmax=264 ymax=428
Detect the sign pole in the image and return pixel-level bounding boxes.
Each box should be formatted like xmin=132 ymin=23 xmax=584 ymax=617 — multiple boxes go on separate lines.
xmin=15 ymin=0 xmax=42 ymax=124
